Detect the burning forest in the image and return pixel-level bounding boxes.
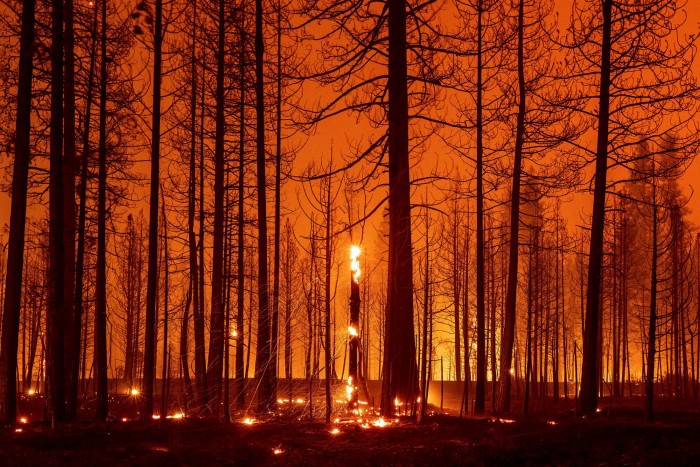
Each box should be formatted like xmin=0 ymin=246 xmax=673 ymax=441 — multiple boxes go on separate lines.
xmin=1 ymin=0 xmax=700 ymax=464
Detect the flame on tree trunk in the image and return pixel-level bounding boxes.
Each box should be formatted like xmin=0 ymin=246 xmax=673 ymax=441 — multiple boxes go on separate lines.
xmin=347 ymin=247 xmax=361 ymax=411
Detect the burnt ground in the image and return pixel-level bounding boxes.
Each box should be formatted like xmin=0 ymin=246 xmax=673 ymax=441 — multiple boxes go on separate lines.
xmin=2 ymin=404 xmax=700 ymax=466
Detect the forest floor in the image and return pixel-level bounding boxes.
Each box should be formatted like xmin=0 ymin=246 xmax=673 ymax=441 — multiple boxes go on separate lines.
xmin=2 ymin=399 xmax=700 ymax=466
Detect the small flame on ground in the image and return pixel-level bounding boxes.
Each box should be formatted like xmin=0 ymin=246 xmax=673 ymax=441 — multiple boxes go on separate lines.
xmin=15 ymin=428 xmax=22 ymax=433
xmin=498 ymin=418 xmax=516 ymax=424
xmin=27 ymin=389 xmax=35 ymax=396
xmin=243 ymin=417 xmax=255 ymax=425
xmin=509 ymin=367 xmax=515 ymax=376
xmin=273 ymin=447 xmax=284 ymax=455
xmin=130 ymin=388 xmax=140 ymax=396
xmin=19 ymin=417 xmax=27 ymax=424
xmin=373 ymin=417 xmax=388 ymax=428
xmin=167 ymin=413 xmax=185 ymax=419
xmin=152 ymin=415 xmax=161 ymax=420
xmin=547 ymin=420 xmax=557 ymax=425
xmin=121 ymin=417 xmax=128 ymax=422
xmin=295 ymin=398 xmax=304 ymax=404
xmin=330 ymin=428 xmax=340 ymax=435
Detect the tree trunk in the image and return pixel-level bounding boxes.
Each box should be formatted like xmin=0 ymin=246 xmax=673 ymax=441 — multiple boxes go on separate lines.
xmin=380 ymin=0 xmax=418 ymax=416
xmin=254 ymin=0 xmax=274 ymax=413
xmin=94 ymin=0 xmax=109 ymax=420
xmin=580 ymin=0 xmax=612 ymax=417
xmin=0 ymin=0 xmax=36 ymax=424
xmin=207 ymin=0 xmax=227 ymax=418
xmin=62 ymin=0 xmax=78 ymax=421
xmin=47 ymin=0 xmax=67 ymax=424
xmin=143 ymin=0 xmax=164 ymax=420
xmin=474 ymin=0 xmax=486 ymax=415
xmin=235 ymin=5 xmax=247 ymax=410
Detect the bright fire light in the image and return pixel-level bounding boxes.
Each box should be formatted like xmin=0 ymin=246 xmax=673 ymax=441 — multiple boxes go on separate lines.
xmin=130 ymin=388 xmax=140 ymax=396
xmin=15 ymin=428 xmax=22 ymax=433
xmin=27 ymin=389 xmax=35 ymax=396
xmin=394 ymin=398 xmax=400 ymax=407
xmin=348 ymin=326 xmax=358 ymax=337
xmin=330 ymin=428 xmax=340 ymax=435
xmin=509 ymin=367 xmax=515 ymax=376
xmin=373 ymin=417 xmax=388 ymax=428
xmin=243 ymin=418 xmax=255 ymax=425
xmin=273 ymin=447 xmax=284 ymax=455
xmin=231 ymin=329 xmax=238 ymax=338
xmin=350 ymin=246 xmax=361 ymax=281
xmin=152 ymin=415 xmax=161 ymax=420
xmin=167 ymin=413 xmax=185 ymax=419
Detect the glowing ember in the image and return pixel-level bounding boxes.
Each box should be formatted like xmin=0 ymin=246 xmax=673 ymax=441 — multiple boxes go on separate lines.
xmin=27 ymin=389 xmax=35 ymax=396
xmin=547 ymin=420 xmax=558 ymax=426
xmin=350 ymin=246 xmax=361 ymax=281
xmin=273 ymin=447 xmax=284 ymax=455
xmin=416 ymin=397 xmax=421 ymax=404
xmin=295 ymin=398 xmax=304 ymax=404
xmin=121 ymin=417 xmax=128 ymax=422
xmin=509 ymin=367 xmax=515 ymax=376
xmin=152 ymin=415 xmax=161 ymax=420
xmin=167 ymin=413 xmax=185 ymax=419
xmin=498 ymin=418 xmax=516 ymax=424
xmin=348 ymin=326 xmax=358 ymax=337
xmin=330 ymin=428 xmax=340 ymax=435
xmin=231 ymin=329 xmax=238 ymax=338
xmin=394 ymin=398 xmax=400 ymax=407
xmin=130 ymin=388 xmax=140 ymax=396
xmin=243 ymin=418 xmax=255 ymax=425
xmin=373 ymin=417 xmax=388 ymax=428
xmin=15 ymin=428 xmax=22 ymax=433
xmin=19 ymin=417 xmax=27 ymax=424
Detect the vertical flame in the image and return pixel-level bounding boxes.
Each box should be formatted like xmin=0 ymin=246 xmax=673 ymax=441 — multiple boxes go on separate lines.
xmin=350 ymin=246 xmax=361 ymax=282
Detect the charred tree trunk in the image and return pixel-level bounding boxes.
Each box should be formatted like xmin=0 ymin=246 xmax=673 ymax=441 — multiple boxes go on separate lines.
xmin=94 ymin=0 xmax=109 ymax=420
xmin=474 ymin=0 xmax=486 ymax=415
xmin=0 ymin=0 xmax=36 ymax=424
xmin=63 ymin=0 xmax=78 ymax=421
xmin=580 ymin=0 xmax=612 ymax=417
xmin=235 ymin=5 xmax=247 ymax=410
xmin=380 ymin=0 xmax=418 ymax=416
xmin=47 ymin=0 xmax=67 ymax=423
xmin=207 ymin=0 xmax=227 ymax=418
xmin=254 ymin=0 xmax=274 ymax=413
xmin=143 ymin=0 xmax=164 ymax=420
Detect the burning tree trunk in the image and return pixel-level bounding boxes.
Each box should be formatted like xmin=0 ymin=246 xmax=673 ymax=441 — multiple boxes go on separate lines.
xmin=347 ymin=247 xmax=361 ymax=413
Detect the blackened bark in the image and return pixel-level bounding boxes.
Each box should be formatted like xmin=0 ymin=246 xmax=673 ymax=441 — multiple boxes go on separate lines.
xmin=474 ymin=0 xmax=486 ymax=415
xmin=254 ymin=0 xmax=274 ymax=413
xmin=94 ymin=0 xmax=109 ymax=420
xmin=0 ymin=0 xmax=36 ymax=424
xmin=497 ymin=0 xmax=525 ymax=414
xmin=47 ymin=0 xmax=67 ymax=423
xmin=143 ymin=0 xmax=164 ymax=420
xmin=63 ymin=0 xmax=79 ymax=421
xmin=580 ymin=0 xmax=612 ymax=417
xmin=380 ymin=0 xmax=418 ymax=415
xmin=207 ymin=0 xmax=227 ymax=417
